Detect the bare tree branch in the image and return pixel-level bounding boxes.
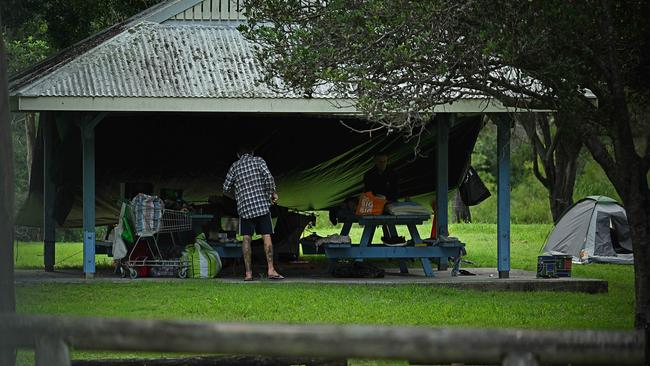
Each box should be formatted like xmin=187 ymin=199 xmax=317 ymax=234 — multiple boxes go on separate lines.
xmin=519 ymin=115 xmax=550 ymax=188
xmin=532 ymin=143 xmax=550 ymax=189
xmin=338 ymin=120 xmax=384 ymax=134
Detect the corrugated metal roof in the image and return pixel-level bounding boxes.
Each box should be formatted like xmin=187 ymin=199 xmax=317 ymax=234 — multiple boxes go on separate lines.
xmin=14 ymin=21 xmax=333 ymax=99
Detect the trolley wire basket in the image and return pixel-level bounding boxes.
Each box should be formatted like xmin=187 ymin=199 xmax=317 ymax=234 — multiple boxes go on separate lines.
xmin=120 ymin=194 xmax=192 ymax=279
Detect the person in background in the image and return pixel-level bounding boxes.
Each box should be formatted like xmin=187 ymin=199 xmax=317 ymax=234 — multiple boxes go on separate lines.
xmin=364 ymin=153 xmax=400 ymax=202
xmin=364 ymin=153 xmax=404 ymax=243
xmin=223 ymin=145 xmax=284 ymax=281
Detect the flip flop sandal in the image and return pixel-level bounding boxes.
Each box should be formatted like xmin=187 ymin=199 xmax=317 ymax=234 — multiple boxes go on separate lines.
xmin=268 ymin=274 xmax=285 ymax=280
xmin=459 ymin=269 xmax=476 ymax=276
xmin=244 ymin=277 xmax=254 ymax=281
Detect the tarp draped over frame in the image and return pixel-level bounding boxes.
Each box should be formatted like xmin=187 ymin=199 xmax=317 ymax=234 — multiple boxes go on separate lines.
xmin=17 ymin=113 xmax=483 ymax=227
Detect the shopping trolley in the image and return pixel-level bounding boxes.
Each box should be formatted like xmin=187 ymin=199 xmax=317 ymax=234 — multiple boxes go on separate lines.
xmin=120 ymin=193 xmax=191 ymax=279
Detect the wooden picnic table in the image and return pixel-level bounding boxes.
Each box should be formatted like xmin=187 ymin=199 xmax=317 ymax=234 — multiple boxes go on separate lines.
xmin=324 ymin=214 xmax=465 ymax=277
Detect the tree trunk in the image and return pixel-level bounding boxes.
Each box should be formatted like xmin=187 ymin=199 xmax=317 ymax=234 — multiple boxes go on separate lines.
xmin=547 ymin=130 xmax=581 ymax=221
xmin=613 ymin=163 xmax=650 ymax=364
xmin=625 ymin=197 xmax=650 ymax=324
xmin=520 ymin=114 xmax=582 ymax=222
xmin=615 ymin=169 xmax=650 ymax=331
xmin=24 ymin=112 xmax=36 ymax=184
xmin=582 ymin=102 xmax=650 ymax=338
xmin=0 ymin=13 xmax=17 ymax=366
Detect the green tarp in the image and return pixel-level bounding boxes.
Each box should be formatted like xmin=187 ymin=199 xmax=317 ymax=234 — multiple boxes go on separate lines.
xmin=17 ymin=113 xmax=483 ymax=227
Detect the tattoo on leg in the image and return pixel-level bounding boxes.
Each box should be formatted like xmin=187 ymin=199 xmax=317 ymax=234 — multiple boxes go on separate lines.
xmin=262 ymin=235 xmax=276 ymax=275
xmin=265 ymin=241 xmax=274 ymax=265
xmin=242 ymin=236 xmax=252 ymax=274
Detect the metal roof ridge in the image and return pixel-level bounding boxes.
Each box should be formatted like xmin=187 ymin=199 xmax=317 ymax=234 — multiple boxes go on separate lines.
xmin=158 ymin=21 xmax=244 ymax=29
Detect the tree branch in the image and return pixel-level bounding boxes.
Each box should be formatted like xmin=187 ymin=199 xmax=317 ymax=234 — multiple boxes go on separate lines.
xmin=532 ymin=146 xmax=550 ymax=189
xmin=338 ymin=120 xmax=385 ymax=134
xmin=546 ymin=125 xmax=562 ymax=163
xmin=519 ymin=115 xmax=550 ymax=188
xmin=584 ymin=134 xmax=619 ymax=187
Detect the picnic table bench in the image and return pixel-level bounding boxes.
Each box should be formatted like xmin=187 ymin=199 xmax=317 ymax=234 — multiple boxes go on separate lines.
xmin=202 ymin=213 xmax=466 ymax=278
xmin=323 ymin=214 xmax=465 ymax=277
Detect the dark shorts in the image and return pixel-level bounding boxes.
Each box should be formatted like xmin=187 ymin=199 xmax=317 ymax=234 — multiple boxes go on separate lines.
xmin=239 ymin=213 xmax=273 ymax=236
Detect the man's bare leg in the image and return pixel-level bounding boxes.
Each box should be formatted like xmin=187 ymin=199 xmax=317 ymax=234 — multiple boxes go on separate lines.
xmin=262 ymin=234 xmax=281 ymax=277
xmin=242 ymin=235 xmax=253 ymax=280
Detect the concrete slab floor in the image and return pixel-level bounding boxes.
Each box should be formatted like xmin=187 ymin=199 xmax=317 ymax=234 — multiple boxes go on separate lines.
xmin=14 ymin=266 xmax=607 ymax=293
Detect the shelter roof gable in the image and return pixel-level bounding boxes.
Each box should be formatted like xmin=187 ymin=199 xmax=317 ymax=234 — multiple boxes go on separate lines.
xmin=11 ymin=21 xmax=337 ymax=100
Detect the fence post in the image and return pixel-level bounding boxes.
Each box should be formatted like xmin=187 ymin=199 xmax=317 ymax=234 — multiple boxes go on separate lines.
xmin=35 ymin=337 xmax=70 ymax=366
xmin=502 ymin=352 xmax=539 ymax=366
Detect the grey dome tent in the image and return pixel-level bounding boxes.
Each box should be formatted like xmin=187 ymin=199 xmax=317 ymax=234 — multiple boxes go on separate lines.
xmin=542 ymin=196 xmax=634 ymax=264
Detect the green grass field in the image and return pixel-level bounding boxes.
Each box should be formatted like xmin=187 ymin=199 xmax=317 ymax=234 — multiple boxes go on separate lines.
xmin=13 ymin=223 xmax=636 ymax=365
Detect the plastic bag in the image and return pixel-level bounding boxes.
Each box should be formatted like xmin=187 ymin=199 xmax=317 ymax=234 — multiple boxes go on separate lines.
xmin=459 ymin=166 xmax=491 ymax=206
xmin=355 ymin=192 xmax=387 ymax=216
xmin=182 ymin=233 xmax=222 ymax=278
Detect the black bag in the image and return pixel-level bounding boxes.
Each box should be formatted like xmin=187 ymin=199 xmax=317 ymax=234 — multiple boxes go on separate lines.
xmin=459 ymin=166 xmax=491 ymax=206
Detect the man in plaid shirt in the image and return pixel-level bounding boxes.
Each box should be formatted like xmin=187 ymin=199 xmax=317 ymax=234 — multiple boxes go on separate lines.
xmin=223 ymin=145 xmax=283 ymax=281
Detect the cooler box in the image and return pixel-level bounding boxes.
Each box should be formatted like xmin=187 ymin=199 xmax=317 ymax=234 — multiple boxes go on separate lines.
xmin=536 ymin=255 xmax=557 ymax=278
xmin=554 ymin=255 xmax=572 ymax=277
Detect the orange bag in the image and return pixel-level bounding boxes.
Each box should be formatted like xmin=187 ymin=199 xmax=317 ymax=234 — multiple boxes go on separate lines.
xmin=355 ymin=192 xmax=387 ymax=216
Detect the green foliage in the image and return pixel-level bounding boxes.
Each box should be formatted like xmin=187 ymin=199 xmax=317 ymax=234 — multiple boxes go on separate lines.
xmin=470 ymin=170 xmax=553 ymax=225
xmin=32 ymin=0 xmax=161 ymax=50
xmin=471 ymin=121 xmax=534 ymax=189
xmin=470 ymin=122 xmax=497 ymax=185
xmin=5 ymin=36 xmax=49 ymax=74
xmin=573 ymin=156 xmax=622 ymax=202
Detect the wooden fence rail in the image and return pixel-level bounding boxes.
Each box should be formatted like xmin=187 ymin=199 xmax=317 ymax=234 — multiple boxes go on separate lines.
xmin=0 ymin=314 xmax=644 ymax=365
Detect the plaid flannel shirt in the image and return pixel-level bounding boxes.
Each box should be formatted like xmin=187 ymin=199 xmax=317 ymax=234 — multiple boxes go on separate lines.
xmin=223 ymin=154 xmax=276 ymax=219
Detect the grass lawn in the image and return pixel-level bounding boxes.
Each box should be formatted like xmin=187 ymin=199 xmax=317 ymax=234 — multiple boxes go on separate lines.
xmin=13 ymin=223 xmax=636 ymax=365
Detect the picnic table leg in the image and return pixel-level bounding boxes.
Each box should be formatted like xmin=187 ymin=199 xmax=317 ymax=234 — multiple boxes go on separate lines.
xmin=359 ymin=225 xmax=377 ymax=247
xmin=420 ymin=258 xmax=435 ymax=277
xmin=437 ymin=257 xmax=449 ymax=271
xmin=406 ymin=224 xmax=423 ymax=244
xmin=328 ymin=259 xmax=338 ymax=275
xmin=340 ymin=220 xmax=353 ymax=236
xmin=353 ymin=224 xmax=376 ymax=263
xmin=399 ymin=260 xmax=409 ymax=274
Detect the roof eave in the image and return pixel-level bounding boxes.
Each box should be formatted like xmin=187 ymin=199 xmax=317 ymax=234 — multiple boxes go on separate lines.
xmin=11 ymin=96 xmax=553 ymax=114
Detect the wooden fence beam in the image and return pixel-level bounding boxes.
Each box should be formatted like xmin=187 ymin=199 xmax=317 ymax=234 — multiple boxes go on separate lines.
xmin=0 ymin=314 xmax=644 ymax=365
xmin=72 ymin=355 xmax=346 ymax=366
